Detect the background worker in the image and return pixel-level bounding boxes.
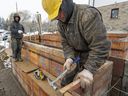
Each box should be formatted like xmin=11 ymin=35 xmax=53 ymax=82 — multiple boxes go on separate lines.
xmin=42 ymin=0 xmax=111 ymax=94
xmin=10 ymin=13 xmax=25 ymax=62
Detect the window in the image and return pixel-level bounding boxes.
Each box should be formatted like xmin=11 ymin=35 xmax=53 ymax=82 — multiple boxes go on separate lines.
xmin=111 ymin=8 xmax=119 ymax=19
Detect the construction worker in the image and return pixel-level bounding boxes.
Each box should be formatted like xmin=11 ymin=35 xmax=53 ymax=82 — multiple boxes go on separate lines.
xmin=42 ymin=0 xmax=111 ymax=93
xmin=10 ymin=13 xmax=25 ymax=62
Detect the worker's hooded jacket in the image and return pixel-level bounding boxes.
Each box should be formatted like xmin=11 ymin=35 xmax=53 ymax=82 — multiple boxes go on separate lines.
xmin=58 ymin=4 xmax=111 ymax=74
xmin=10 ymin=15 xmax=24 ymax=39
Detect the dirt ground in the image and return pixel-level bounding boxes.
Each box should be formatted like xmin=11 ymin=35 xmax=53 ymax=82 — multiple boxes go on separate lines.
xmin=0 ymin=45 xmax=26 ymax=96
xmin=0 ymin=61 xmax=27 ymax=96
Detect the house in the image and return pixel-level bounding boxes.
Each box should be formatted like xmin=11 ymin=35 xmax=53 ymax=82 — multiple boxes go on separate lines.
xmin=98 ymin=1 xmax=128 ymax=32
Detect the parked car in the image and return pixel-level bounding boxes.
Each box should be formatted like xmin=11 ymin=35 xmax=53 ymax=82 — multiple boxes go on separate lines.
xmin=2 ymin=31 xmax=10 ymax=41
xmin=0 ymin=29 xmax=5 ymax=41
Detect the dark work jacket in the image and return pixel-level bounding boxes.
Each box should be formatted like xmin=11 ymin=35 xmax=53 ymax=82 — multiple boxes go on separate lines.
xmin=58 ymin=4 xmax=111 ymax=74
xmin=10 ymin=21 xmax=24 ymax=39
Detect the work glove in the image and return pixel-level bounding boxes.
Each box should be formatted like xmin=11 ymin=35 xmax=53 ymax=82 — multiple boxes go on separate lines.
xmin=63 ymin=58 xmax=73 ymax=70
xmin=76 ymin=69 xmax=93 ymax=90
xmin=18 ymin=30 xmax=23 ymax=34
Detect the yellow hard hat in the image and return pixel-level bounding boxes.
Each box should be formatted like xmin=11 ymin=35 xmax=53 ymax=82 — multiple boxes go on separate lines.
xmin=42 ymin=0 xmax=62 ymax=20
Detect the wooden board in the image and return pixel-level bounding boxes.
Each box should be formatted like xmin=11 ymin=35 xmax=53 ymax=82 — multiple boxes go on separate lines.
xmin=41 ymin=32 xmax=61 ymax=42
xmin=40 ymin=68 xmax=61 ymax=87
xmin=57 ymin=61 xmax=113 ymax=96
xmin=12 ymin=61 xmax=32 ymax=95
xmin=58 ymin=79 xmax=80 ymax=96
xmin=13 ymin=60 xmax=39 ymax=73
xmin=39 ymin=55 xmax=64 ymax=77
xmin=92 ymin=61 xmax=113 ymax=96
xmin=28 ymin=72 xmax=57 ymax=96
xmin=111 ymin=41 xmax=128 ymax=51
xmin=23 ymin=32 xmax=61 ymax=43
xmin=50 ymin=60 xmax=63 ymax=77
xmin=23 ymin=41 xmax=65 ymax=64
xmin=41 ymin=40 xmax=62 ymax=49
xmin=110 ymin=49 xmax=128 ymax=60
xmin=29 ymin=51 xmax=39 ymax=66
xmin=39 ymin=56 xmax=50 ymax=72
xmin=108 ymin=33 xmax=128 ymax=40
xmin=64 ymin=92 xmax=73 ymax=96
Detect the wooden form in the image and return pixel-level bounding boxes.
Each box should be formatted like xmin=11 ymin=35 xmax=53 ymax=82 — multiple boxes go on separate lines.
xmin=110 ymin=38 xmax=128 ymax=60
xmin=23 ymin=41 xmax=65 ymax=64
xmin=11 ymin=58 xmax=39 ymax=96
xmin=57 ymin=79 xmax=81 ymax=96
xmin=41 ymin=32 xmax=61 ymax=42
xmin=111 ymin=38 xmax=128 ymax=51
xmin=12 ymin=57 xmax=113 ymax=96
xmin=19 ymin=32 xmax=127 ymax=96
xmin=57 ymin=61 xmax=113 ymax=96
xmin=41 ymin=40 xmax=62 ymax=49
xmin=22 ymin=42 xmax=64 ymax=77
xmin=107 ymin=33 xmax=128 ymax=40
xmin=12 ymin=58 xmax=59 ymax=96
xmin=23 ymin=32 xmax=128 ymax=59
xmin=23 ymin=32 xmax=62 ymax=49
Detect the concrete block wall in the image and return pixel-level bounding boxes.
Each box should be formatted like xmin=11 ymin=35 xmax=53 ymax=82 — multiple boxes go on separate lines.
xmin=98 ymin=1 xmax=128 ymax=31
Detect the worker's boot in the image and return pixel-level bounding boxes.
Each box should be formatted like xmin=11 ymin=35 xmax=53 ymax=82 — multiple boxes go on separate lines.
xmin=14 ymin=58 xmax=18 ymax=62
xmin=18 ymin=58 xmax=23 ymax=62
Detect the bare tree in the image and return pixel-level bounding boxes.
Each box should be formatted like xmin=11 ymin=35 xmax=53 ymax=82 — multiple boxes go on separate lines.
xmin=19 ymin=10 xmax=31 ymax=23
xmin=6 ymin=10 xmax=38 ymax=32
xmin=42 ymin=20 xmax=58 ymax=32
xmin=0 ymin=17 xmax=6 ymax=29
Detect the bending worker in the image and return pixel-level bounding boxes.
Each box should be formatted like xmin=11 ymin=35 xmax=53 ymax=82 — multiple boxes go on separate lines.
xmin=10 ymin=13 xmax=25 ymax=62
xmin=42 ymin=0 xmax=111 ymax=93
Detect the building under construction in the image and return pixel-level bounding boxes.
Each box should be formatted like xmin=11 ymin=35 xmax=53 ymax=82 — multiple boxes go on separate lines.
xmin=0 ymin=1 xmax=128 ymax=96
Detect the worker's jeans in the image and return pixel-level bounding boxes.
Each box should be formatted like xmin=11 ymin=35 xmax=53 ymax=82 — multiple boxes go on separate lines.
xmin=11 ymin=38 xmax=22 ymax=60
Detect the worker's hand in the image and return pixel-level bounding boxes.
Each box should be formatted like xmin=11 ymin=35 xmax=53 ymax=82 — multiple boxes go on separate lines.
xmin=76 ymin=69 xmax=93 ymax=89
xmin=63 ymin=58 xmax=73 ymax=70
xmin=18 ymin=30 xmax=23 ymax=34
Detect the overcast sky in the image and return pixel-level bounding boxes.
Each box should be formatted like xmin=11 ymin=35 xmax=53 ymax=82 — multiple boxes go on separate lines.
xmin=0 ymin=0 xmax=127 ymax=21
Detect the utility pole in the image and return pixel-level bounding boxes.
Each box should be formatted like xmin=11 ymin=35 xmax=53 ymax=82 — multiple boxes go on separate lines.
xmin=88 ymin=0 xmax=90 ymax=5
xmin=16 ymin=2 xmax=18 ymax=13
xmin=93 ymin=0 xmax=95 ymax=7
xmin=36 ymin=12 xmax=42 ymax=42
xmin=88 ymin=0 xmax=95 ymax=6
